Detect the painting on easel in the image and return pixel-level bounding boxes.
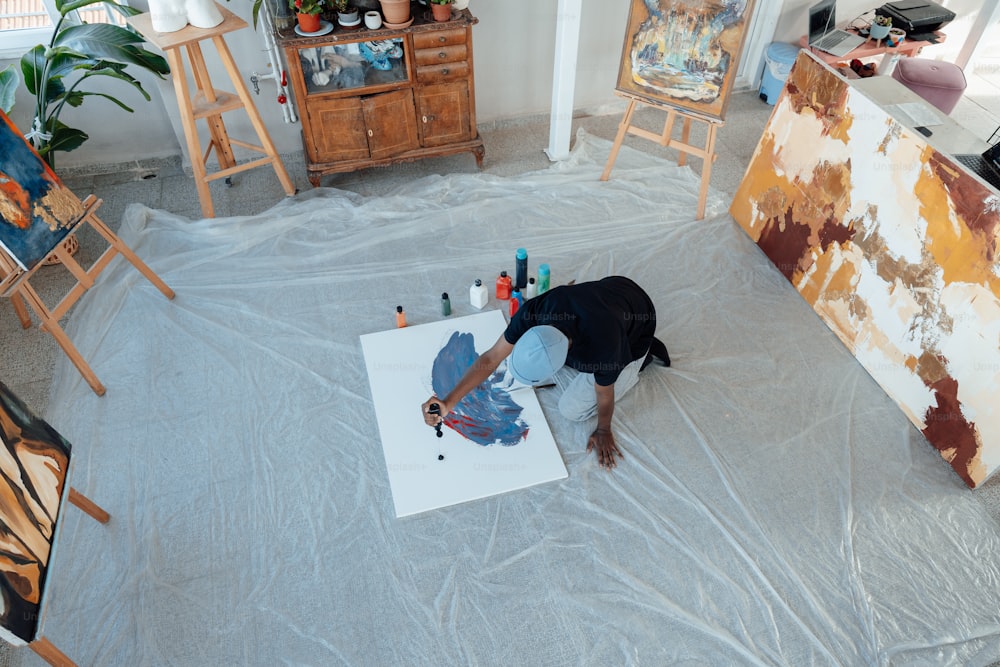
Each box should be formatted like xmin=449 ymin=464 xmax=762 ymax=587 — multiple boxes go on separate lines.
xmin=0 ymin=380 xmax=72 ymax=646
xmin=0 ymin=111 xmax=83 ymax=274
xmin=616 ymin=0 xmax=757 ymax=121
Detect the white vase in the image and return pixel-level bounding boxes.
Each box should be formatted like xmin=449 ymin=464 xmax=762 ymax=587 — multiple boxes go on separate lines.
xmin=149 ymin=0 xmax=189 ymax=32
xmin=186 ymin=0 xmax=224 ymax=28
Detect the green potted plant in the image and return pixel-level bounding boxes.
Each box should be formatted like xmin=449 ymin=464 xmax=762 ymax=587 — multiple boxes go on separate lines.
xmin=333 ymin=0 xmax=360 ymax=26
xmin=291 ymin=0 xmax=324 ymax=32
xmin=0 ymin=0 xmax=169 ymax=168
xmin=429 ymin=0 xmax=452 ymax=22
xmin=870 ymin=15 xmax=891 ymax=41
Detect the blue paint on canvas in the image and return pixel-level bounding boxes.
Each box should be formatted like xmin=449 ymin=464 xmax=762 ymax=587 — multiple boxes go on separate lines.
xmin=431 ymin=331 xmax=529 ymax=447
xmin=0 ymin=112 xmax=79 ymax=271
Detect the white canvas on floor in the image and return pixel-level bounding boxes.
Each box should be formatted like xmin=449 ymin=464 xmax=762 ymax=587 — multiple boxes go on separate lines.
xmin=361 ymin=310 xmax=567 ymax=517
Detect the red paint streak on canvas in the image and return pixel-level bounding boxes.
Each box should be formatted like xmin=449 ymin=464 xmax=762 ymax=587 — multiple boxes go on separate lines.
xmin=922 ymin=376 xmax=982 ymax=488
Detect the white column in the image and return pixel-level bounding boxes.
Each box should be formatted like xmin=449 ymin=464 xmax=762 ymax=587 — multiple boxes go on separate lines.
xmin=544 ymin=0 xmax=582 ymax=161
xmin=954 ymin=0 xmax=999 ymax=70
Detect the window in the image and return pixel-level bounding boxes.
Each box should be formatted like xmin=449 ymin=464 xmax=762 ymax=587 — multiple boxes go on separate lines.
xmin=0 ymin=0 xmax=126 ymax=58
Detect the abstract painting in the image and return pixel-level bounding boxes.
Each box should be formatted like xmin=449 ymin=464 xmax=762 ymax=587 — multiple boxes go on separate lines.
xmin=730 ymin=51 xmax=1000 ymax=488
xmin=0 ymin=380 xmax=72 ymax=646
xmin=361 ymin=310 xmax=567 ymax=517
xmin=615 ymin=0 xmax=757 ymax=121
xmin=0 ymin=110 xmax=83 ymax=275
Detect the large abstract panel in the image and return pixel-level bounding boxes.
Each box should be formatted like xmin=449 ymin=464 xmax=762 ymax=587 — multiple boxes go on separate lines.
xmin=360 ymin=310 xmax=567 ymax=517
xmin=730 ymin=51 xmax=1000 ymax=488
xmin=0 ymin=380 xmax=71 ymax=646
xmin=0 ymin=110 xmax=83 ymax=273
xmin=616 ymin=0 xmax=757 ymax=121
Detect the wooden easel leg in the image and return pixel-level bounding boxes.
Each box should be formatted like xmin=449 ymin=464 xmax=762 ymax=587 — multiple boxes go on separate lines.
xmin=29 ymin=636 xmax=78 ymax=667
xmin=166 ymin=47 xmax=214 ymax=219
xmin=69 ymin=487 xmax=111 ymax=524
xmin=214 ymin=36 xmax=296 ymax=196
xmin=677 ymin=117 xmax=692 ymax=167
xmin=85 ymin=213 xmax=176 ymax=300
xmin=10 ymin=292 xmax=32 ymax=328
xmin=600 ymin=98 xmax=639 ymax=182
xmin=14 ymin=282 xmax=106 ymax=396
xmin=696 ymin=124 xmax=718 ymax=221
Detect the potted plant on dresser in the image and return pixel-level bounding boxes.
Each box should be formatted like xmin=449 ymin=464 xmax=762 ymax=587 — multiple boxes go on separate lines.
xmin=291 ymin=0 xmax=324 ymax=32
xmin=429 ymin=0 xmax=452 ymax=22
xmin=333 ymin=0 xmax=360 ymax=26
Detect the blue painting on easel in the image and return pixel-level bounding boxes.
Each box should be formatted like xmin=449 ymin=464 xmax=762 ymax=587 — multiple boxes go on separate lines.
xmin=0 ymin=111 xmax=83 ymax=272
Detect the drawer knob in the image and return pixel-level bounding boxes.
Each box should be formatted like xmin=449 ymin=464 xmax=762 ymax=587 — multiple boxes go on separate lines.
xmin=438 ymin=36 xmax=446 ymax=43
xmin=368 ymin=129 xmax=373 ymax=137
xmin=441 ymin=68 xmax=450 ymax=75
xmin=439 ymin=51 xmax=447 ymax=59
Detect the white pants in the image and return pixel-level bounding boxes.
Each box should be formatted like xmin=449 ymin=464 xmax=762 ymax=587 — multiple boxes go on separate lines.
xmin=554 ymin=355 xmax=646 ymax=421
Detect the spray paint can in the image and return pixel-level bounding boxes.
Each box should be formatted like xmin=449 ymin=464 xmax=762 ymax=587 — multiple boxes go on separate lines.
xmin=537 ymin=264 xmax=550 ymax=294
xmin=441 ymin=292 xmax=451 ymax=316
xmin=509 ymin=288 xmax=521 ymax=317
xmin=515 ymin=248 xmax=528 ymax=290
xmin=396 ymin=305 xmax=407 ymax=328
xmin=496 ymin=270 xmax=512 ymax=300
xmin=470 ymin=279 xmax=488 ymax=309
xmin=525 ymin=277 xmax=537 ymax=299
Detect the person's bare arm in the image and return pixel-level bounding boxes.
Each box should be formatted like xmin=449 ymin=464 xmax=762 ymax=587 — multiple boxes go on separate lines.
xmin=421 ymin=335 xmax=514 ymax=426
xmin=587 ymin=382 xmax=622 ymax=469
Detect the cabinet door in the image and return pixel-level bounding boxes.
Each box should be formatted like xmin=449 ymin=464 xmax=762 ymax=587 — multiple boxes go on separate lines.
xmin=363 ymin=89 xmax=420 ymax=160
xmin=305 ymin=97 xmax=370 ymax=163
xmin=416 ymin=82 xmax=473 ymax=148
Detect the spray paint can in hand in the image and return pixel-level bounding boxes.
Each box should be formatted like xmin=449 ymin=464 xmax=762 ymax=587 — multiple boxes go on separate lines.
xmin=515 ymin=248 xmax=528 ymax=290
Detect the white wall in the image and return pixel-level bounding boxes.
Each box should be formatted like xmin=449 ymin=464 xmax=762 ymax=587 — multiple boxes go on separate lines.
xmin=1 ymin=0 xmax=981 ymax=170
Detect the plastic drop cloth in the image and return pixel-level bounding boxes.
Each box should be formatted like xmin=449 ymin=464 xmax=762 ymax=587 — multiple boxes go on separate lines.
xmin=34 ymin=130 xmax=1000 ymax=666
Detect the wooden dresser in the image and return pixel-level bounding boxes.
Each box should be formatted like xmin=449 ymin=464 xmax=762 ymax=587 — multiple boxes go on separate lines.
xmin=277 ymin=8 xmax=484 ymax=186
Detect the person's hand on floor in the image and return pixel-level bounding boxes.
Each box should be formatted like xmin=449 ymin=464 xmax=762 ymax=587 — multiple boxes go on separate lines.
xmin=587 ymin=428 xmax=622 ymax=469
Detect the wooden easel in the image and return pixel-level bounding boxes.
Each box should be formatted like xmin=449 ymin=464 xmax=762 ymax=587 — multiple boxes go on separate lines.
xmin=600 ymin=93 xmax=721 ymax=220
xmin=128 ymin=4 xmax=296 ymax=218
xmin=1 ymin=195 xmax=175 ymax=396
xmin=24 ymin=489 xmax=109 ymax=667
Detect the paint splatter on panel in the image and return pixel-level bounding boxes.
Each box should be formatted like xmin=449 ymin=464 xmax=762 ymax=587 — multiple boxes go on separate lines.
xmin=730 ymin=52 xmax=1000 ymax=488
xmin=431 ymin=331 xmax=529 ymax=447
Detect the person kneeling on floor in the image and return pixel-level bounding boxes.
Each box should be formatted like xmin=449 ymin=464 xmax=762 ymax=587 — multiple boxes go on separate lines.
xmin=421 ymin=275 xmax=671 ymax=470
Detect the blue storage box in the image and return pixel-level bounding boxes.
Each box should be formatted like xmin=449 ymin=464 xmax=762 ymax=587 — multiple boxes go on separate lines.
xmin=759 ymin=42 xmax=801 ymax=105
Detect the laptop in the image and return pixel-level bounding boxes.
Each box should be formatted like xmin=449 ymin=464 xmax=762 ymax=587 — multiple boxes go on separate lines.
xmin=808 ymin=0 xmax=866 ymax=57
xmin=953 ymin=142 xmax=1000 ymax=192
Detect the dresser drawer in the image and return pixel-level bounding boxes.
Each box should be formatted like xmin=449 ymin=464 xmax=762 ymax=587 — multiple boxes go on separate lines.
xmin=412 ymin=28 xmax=467 ymax=50
xmin=414 ymin=43 xmax=467 ymax=66
xmin=416 ymin=61 xmax=469 ymax=84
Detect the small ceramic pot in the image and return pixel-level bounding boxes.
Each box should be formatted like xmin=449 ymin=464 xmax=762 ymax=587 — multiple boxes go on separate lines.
xmin=869 ymin=22 xmax=891 ymax=41
xmin=297 ymin=11 xmax=321 ymax=32
xmin=430 ymin=2 xmax=451 ymax=21
xmin=364 ymin=10 xmax=382 ymax=28
xmin=887 ymin=28 xmax=906 ymax=46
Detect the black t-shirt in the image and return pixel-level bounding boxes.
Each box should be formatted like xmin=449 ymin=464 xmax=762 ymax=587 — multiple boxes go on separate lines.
xmin=504 ymin=276 xmax=656 ymax=386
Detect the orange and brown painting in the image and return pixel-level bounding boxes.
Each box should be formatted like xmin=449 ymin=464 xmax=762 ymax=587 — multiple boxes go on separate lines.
xmin=0 ymin=381 xmax=71 ymax=645
xmin=731 ymin=52 xmax=1000 ymax=488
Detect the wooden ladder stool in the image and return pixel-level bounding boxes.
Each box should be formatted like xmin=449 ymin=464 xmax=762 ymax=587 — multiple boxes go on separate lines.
xmin=128 ymin=3 xmax=296 ymax=218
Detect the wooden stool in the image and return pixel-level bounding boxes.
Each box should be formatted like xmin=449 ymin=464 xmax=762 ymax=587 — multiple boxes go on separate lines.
xmin=129 ymin=4 xmax=296 ymax=218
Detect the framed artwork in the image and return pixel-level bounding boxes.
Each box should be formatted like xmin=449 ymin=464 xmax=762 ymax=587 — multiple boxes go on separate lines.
xmin=361 ymin=310 xmax=567 ymax=517
xmin=730 ymin=51 xmax=1000 ymax=488
xmin=0 ymin=380 xmax=72 ymax=646
xmin=615 ymin=0 xmax=757 ymax=121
